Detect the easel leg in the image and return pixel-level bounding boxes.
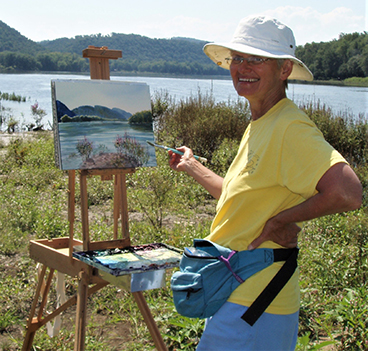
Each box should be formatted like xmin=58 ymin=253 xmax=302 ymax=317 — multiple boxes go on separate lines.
xmin=74 ymin=270 xmax=89 ymax=351
xmin=22 ymin=265 xmax=54 ymax=351
xmin=132 ymin=292 xmax=168 ymax=351
xmin=22 ymin=326 xmax=36 ymax=351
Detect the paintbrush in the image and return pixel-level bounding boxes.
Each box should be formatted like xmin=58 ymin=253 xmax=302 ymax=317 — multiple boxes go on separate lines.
xmin=146 ymin=141 xmax=207 ymax=163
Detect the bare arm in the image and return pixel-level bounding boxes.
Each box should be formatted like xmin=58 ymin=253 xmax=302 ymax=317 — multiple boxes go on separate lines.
xmin=248 ymin=162 xmax=362 ymax=250
xmin=168 ymin=146 xmax=224 ymax=200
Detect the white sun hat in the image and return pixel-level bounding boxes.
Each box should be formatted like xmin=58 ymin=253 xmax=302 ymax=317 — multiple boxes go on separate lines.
xmin=203 ymin=16 xmax=313 ymax=81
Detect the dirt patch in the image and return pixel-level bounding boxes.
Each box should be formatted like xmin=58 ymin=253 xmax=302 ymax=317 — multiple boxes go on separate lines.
xmin=0 ymin=131 xmax=44 ymax=146
xmin=0 ymin=251 xmax=135 ymax=350
xmin=0 ymin=131 xmax=52 ymax=158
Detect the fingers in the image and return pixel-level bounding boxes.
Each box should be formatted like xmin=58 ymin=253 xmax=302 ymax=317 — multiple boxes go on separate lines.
xmin=248 ymin=235 xmax=266 ymax=251
xmin=175 ymin=146 xmax=188 ymax=153
xmin=248 ymin=222 xmax=300 ymax=250
xmin=168 ymin=151 xmax=181 ymax=169
xmin=168 ymin=146 xmax=193 ymax=171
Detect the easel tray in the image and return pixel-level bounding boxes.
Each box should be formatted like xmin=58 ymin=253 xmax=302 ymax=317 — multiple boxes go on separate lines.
xmin=73 ymin=243 xmax=182 ymax=276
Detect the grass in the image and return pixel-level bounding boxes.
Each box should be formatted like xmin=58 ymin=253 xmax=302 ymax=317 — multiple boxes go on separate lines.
xmin=293 ymin=78 xmax=368 ymax=87
xmin=0 ymin=94 xmax=368 ymax=350
xmin=343 ymin=77 xmax=368 ymax=87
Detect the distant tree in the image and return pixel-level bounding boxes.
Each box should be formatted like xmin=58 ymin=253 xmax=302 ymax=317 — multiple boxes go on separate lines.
xmin=295 ymin=32 xmax=368 ymax=80
xmin=37 ymin=53 xmax=58 ymax=71
xmin=338 ymin=63 xmax=350 ymax=79
xmin=360 ymin=54 xmax=368 ymax=77
xmin=0 ymin=52 xmax=40 ymax=71
xmin=347 ymin=55 xmax=365 ymax=77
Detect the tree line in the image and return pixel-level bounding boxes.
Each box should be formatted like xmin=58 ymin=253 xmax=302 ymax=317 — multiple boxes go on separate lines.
xmin=0 ymin=51 xmax=226 ymax=76
xmin=0 ymin=51 xmax=88 ymax=72
xmin=296 ymin=32 xmax=368 ymax=80
xmin=0 ymin=19 xmax=367 ymax=79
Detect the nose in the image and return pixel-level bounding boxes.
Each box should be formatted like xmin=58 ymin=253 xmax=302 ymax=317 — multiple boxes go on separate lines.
xmin=237 ymin=60 xmax=253 ymax=72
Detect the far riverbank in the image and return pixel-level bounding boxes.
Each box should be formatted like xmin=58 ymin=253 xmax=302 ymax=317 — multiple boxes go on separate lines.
xmin=1 ymin=70 xmax=368 ymax=87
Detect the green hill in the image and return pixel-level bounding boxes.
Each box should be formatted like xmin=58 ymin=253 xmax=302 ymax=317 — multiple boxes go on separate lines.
xmin=0 ymin=20 xmax=225 ymax=76
xmin=0 ymin=20 xmax=45 ymax=54
xmin=38 ymin=33 xmax=225 ymax=75
xmin=39 ymin=33 xmax=211 ymax=64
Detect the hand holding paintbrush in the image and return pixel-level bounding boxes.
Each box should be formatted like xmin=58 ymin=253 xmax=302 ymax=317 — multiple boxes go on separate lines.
xmin=147 ymin=141 xmax=207 ymax=163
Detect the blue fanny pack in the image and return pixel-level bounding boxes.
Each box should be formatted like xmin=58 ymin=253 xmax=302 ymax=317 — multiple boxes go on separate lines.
xmin=170 ymin=239 xmax=298 ymax=325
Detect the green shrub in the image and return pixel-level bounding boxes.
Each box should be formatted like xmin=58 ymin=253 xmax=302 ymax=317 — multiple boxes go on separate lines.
xmin=210 ymin=138 xmax=240 ymax=177
xmin=128 ymin=152 xmax=209 ymax=236
xmin=300 ymin=101 xmax=368 ymax=165
xmin=152 ymin=91 xmax=251 ymax=163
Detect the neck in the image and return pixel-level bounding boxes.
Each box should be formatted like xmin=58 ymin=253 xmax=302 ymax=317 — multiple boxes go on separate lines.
xmin=249 ymin=91 xmax=287 ymax=121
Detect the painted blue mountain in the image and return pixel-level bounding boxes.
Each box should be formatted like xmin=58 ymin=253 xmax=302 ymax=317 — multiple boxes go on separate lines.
xmin=56 ymin=100 xmax=75 ymax=121
xmin=55 ymin=100 xmax=132 ymax=122
xmin=72 ymin=105 xmax=132 ymax=120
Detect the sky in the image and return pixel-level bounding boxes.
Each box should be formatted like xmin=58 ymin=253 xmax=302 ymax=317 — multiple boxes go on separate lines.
xmin=0 ymin=0 xmax=367 ymax=46
xmin=55 ymin=80 xmax=151 ymax=113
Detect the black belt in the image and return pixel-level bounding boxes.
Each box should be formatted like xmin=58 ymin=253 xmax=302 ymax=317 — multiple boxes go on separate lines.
xmin=241 ymin=247 xmax=299 ymax=326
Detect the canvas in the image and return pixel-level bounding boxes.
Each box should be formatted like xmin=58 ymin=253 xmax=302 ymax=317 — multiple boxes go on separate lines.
xmin=52 ymin=79 xmax=157 ymax=170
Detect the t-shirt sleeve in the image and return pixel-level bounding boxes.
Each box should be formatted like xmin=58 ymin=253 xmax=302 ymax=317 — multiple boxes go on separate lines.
xmin=278 ymin=120 xmax=348 ymax=199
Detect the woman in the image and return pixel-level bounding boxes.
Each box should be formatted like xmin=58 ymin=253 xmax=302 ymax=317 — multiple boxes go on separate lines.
xmin=169 ymin=16 xmax=362 ymax=350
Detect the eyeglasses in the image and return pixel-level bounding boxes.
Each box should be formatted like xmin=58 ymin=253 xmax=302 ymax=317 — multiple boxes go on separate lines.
xmin=225 ymin=56 xmax=270 ymax=66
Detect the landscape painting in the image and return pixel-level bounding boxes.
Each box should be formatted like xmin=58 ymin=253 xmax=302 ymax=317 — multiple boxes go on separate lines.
xmin=52 ymin=79 xmax=157 ymax=170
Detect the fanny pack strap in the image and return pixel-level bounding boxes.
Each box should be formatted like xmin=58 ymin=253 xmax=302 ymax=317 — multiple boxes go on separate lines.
xmin=218 ymin=251 xmax=245 ymax=284
xmin=241 ymin=247 xmax=299 ymax=326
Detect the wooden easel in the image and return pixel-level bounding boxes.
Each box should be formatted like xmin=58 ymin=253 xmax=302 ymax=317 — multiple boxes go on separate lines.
xmin=22 ymin=46 xmax=168 ymax=351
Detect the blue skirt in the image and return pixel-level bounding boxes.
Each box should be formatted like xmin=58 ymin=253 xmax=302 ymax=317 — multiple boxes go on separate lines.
xmin=196 ymin=302 xmax=299 ymax=351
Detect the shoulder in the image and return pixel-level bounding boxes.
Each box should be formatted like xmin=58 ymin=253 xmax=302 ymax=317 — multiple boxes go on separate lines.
xmin=278 ymin=99 xmax=315 ymax=125
xmin=263 ymin=99 xmax=321 ymax=142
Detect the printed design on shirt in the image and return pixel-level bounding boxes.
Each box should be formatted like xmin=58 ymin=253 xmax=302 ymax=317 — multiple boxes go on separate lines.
xmin=239 ymin=150 xmax=260 ymax=176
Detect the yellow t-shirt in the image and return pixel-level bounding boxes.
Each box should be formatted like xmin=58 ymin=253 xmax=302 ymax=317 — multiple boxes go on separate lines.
xmin=206 ymin=98 xmax=347 ymax=315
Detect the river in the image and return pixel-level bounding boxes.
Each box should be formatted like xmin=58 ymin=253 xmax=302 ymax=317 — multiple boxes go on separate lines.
xmin=0 ymin=73 xmax=367 ymax=129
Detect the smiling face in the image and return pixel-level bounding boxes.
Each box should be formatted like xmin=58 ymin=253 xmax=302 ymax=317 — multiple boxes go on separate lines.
xmin=229 ymin=52 xmax=293 ymax=119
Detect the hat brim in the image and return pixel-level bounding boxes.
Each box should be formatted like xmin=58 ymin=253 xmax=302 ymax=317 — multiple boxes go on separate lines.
xmin=204 ymin=43 xmax=313 ymax=81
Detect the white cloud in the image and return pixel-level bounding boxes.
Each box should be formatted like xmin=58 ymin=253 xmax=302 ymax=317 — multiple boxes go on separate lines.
xmin=149 ymin=6 xmax=367 ymax=46
xmin=259 ymin=6 xmax=365 ymax=45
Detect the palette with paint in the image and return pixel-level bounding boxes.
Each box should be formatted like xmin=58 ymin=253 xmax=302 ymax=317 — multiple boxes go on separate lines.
xmin=73 ymin=243 xmax=182 ymax=276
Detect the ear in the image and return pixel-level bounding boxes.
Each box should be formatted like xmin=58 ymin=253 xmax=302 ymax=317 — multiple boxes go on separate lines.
xmin=280 ymin=60 xmax=293 ymax=80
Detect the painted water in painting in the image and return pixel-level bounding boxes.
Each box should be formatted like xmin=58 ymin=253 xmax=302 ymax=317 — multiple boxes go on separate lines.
xmin=52 ymin=79 xmax=157 ymax=170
